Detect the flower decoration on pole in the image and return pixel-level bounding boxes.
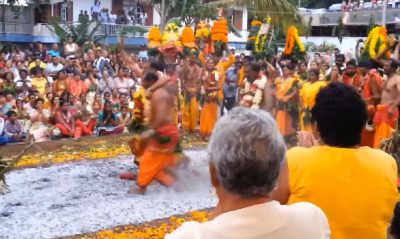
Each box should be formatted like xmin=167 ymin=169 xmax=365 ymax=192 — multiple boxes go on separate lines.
xmin=246 ymin=17 xmax=262 ymax=51
xmin=181 ymin=26 xmax=198 ymax=56
xmin=211 ymin=16 xmax=228 ymax=57
xmin=147 ymin=25 xmax=162 ymax=57
xmin=362 ymin=26 xmax=391 ymax=60
xmin=283 ymin=26 xmax=305 ymax=61
xmin=158 ymin=22 xmax=183 ymax=64
xmin=195 ymin=20 xmax=211 ymax=54
xmin=253 ymin=17 xmax=276 ymax=61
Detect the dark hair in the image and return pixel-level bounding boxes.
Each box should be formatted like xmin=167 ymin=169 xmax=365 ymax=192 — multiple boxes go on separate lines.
xmin=358 ymin=60 xmax=372 ymax=69
xmin=7 ymin=110 xmax=16 ymax=118
xmin=283 ymin=63 xmax=295 ymax=71
xmin=150 ymin=61 xmax=165 ymax=72
xmin=387 ymin=59 xmax=399 ymax=71
xmin=336 ymin=54 xmax=345 ymax=61
xmin=248 ymin=62 xmax=261 ymax=73
xmin=144 ymin=71 xmax=158 ymax=83
xmin=104 ymin=91 xmax=111 ymax=97
xmin=308 ymin=69 xmax=320 ymax=77
xmin=19 ymin=69 xmax=28 ymax=75
xmin=51 ymin=95 xmax=60 ymax=106
xmin=346 ymin=59 xmax=357 ymax=68
xmin=244 ymin=55 xmax=254 ymax=63
xmin=311 ymin=83 xmax=367 ymax=147
xmin=34 ymin=97 xmax=45 ymax=106
xmin=31 ymin=66 xmax=42 ymax=75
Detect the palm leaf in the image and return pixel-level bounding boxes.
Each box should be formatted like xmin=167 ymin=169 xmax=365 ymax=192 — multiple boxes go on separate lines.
xmin=1 ymin=142 xmax=36 ymax=195
xmin=47 ymin=17 xmax=69 ymax=43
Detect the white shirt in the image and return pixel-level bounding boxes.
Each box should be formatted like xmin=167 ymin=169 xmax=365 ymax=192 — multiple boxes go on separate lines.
xmin=165 ymin=201 xmax=330 ymax=239
xmin=46 ymin=63 xmax=64 ymax=74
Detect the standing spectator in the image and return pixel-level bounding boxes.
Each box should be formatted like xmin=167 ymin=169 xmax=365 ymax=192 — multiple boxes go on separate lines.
xmin=91 ymin=0 xmax=101 ymax=21
xmin=109 ymin=10 xmax=117 ymax=23
xmin=100 ymin=8 xmax=109 ymax=23
xmin=138 ymin=45 xmax=148 ymax=61
xmin=78 ymin=10 xmax=85 ymax=22
xmin=222 ymin=62 xmax=240 ymax=114
xmin=83 ymin=10 xmax=90 ymax=22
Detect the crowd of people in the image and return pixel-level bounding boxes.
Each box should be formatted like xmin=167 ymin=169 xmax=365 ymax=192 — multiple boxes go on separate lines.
xmin=81 ymin=0 xmax=147 ymax=25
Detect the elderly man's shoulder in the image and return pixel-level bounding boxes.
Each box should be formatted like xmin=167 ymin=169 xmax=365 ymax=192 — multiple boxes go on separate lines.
xmin=164 ymin=221 xmax=203 ymax=239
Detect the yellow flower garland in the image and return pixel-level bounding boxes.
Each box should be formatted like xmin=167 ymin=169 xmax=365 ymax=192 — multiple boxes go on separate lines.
xmin=364 ymin=26 xmax=391 ymax=59
xmin=255 ymin=34 xmax=267 ymax=53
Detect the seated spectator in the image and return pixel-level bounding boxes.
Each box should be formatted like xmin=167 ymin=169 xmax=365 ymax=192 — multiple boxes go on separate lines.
xmin=98 ymin=69 xmax=114 ymax=95
xmin=2 ymin=72 xmax=16 ymax=94
xmin=29 ymin=98 xmax=50 ymax=142
xmin=31 ymin=67 xmax=48 ymax=97
xmin=96 ymin=101 xmax=123 ymax=136
xmin=68 ymin=70 xmax=87 ymax=98
xmin=15 ymin=98 xmax=30 ymax=133
xmin=116 ymin=104 xmax=131 ymax=132
xmin=0 ymin=93 xmax=12 ymax=116
xmin=5 ymin=111 xmax=26 ymax=143
xmin=64 ymin=36 xmax=79 ymax=57
xmin=113 ymin=68 xmax=134 ymax=95
xmin=28 ymin=57 xmax=46 ymax=71
xmin=46 ymin=56 xmax=64 ymax=77
xmin=272 ymin=83 xmax=398 ymax=238
xmin=43 ymin=92 xmax=54 ymax=110
xmin=52 ymin=70 xmax=69 ymax=96
xmin=166 ymin=107 xmax=330 ymax=239
xmin=47 ymin=44 xmax=60 ymax=58
xmin=0 ymin=117 xmax=9 ymax=145
xmin=15 ymin=69 xmax=32 ymax=99
xmin=84 ymin=70 xmax=99 ymax=92
xmin=55 ymin=101 xmax=92 ymax=139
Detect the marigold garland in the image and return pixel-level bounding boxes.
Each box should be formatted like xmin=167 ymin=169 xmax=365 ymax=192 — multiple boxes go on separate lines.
xmin=283 ymin=26 xmax=305 ymax=56
xmin=147 ymin=26 xmax=162 ymax=49
xmin=161 ymin=23 xmax=182 ymax=47
xmin=211 ymin=18 xmax=228 ymax=43
xmin=255 ymin=34 xmax=267 ymax=53
xmin=73 ymin=211 xmax=210 ymax=239
xmin=363 ymin=26 xmax=391 ymax=60
xmin=195 ymin=20 xmax=211 ymax=38
xmin=251 ymin=19 xmax=262 ymax=27
xmin=181 ymin=26 xmax=196 ymax=48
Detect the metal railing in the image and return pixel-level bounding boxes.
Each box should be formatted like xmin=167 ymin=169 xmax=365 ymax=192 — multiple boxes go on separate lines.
xmin=303 ymin=8 xmax=400 ymax=26
xmin=0 ymin=22 xmax=33 ymax=34
xmin=95 ymin=23 xmax=150 ymax=37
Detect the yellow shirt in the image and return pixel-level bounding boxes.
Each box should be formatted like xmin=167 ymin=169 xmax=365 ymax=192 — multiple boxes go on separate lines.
xmin=299 ymin=81 xmax=327 ymax=108
xmin=31 ymin=77 xmax=47 ymax=96
xmin=287 ymin=146 xmax=398 ymax=239
xmin=28 ymin=62 xmax=46 ymax=71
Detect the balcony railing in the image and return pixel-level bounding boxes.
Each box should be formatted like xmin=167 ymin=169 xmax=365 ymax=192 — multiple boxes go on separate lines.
xmin=95 ymin=23 xmax=150 ymax=37
xmin=0 ymin=22 xmax=33 ymax=34
xmin=303 ymin=8 xmax=400 ymax=26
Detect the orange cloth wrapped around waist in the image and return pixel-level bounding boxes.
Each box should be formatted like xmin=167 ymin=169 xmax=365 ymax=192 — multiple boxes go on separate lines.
xmin=373 ymin=104 xmax=399 ymax=127
xmin=136 ymin=124 xmax=179 ymax=188
xmin=128 ymin=124 xmax=179 ymax=157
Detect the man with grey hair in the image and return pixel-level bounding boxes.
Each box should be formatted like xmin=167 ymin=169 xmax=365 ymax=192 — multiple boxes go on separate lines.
xmin=166 ymin=107 xmax=330 ymax=239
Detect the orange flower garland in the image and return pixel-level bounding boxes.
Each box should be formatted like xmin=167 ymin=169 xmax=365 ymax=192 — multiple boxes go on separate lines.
xmin=211 ymin=18 xmax=228 ymax=43
xmin=283 ymin=26 xmax=305 ymax=56
xmin=147 ymin=26 xmax=162 ymax=49
xmin=181 ymin=26 xmax=196 ymax=48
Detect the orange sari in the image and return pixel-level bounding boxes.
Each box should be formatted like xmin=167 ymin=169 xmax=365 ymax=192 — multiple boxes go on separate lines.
xmin=275 ymin=77 xmax=298 ymax=136
xmin=199 ymin=71 xmax=219 ymax=137
xmin=373 ymin=105 xmax=398 ymax=148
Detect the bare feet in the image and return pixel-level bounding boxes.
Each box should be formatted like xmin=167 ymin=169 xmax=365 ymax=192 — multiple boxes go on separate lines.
xmin=128 ymin=186 xmax=146 ymax=194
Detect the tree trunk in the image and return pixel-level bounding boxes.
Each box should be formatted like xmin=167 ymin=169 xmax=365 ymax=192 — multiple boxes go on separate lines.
xmin=160 ymin=0 xmax=166 ymax=30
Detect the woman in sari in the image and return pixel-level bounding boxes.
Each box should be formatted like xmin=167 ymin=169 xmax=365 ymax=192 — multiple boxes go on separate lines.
xmin=29 ymin=98 xmax=51 ymax=142
xmin=199 ymin=59 xmax=221 ymax=141
xmin=299 ymin=69 xmax=327 ymax=132
xmin=274 ymin=64 xmax=300 ymax=137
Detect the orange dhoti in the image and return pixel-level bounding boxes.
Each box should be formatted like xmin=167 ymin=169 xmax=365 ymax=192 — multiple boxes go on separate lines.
xmin=276 ymin=109 xmax=295 ymax=136
xmin=135 ymin=124 xmax=179 ymax=188
xmin=373 ymin=104 xmax=399 ymax=148
xmin=199 ymin=101 xmax=218 ymax=137
xmin=360 ymin=105 xmax=377 ymax=148
xmin=182 ymin=94 xmax=199 ymax=131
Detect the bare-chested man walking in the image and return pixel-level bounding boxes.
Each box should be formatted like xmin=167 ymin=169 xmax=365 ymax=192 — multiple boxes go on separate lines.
xmin=129 ymin=71 xmax=179 ymax=194
xmin=374 ymin=60 xmax=400 ymax=148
